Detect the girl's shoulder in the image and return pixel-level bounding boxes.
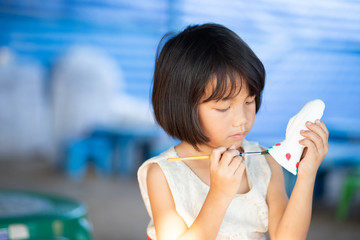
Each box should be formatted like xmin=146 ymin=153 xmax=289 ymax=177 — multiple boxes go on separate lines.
xmin=139 ymin=146 xmax=178 ymax=170
xmin=137 ymin=146 xmax=178 ymax=190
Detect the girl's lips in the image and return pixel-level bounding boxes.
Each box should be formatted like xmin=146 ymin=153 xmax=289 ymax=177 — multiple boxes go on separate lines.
xmin=230 ymin=132 xmax=246 ymax=139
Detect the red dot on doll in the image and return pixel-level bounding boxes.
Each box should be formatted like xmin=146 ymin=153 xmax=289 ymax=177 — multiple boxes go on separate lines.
xmin=275 ymin=143 xmax=281 ymax=146
xmin=285 ymin=153 xmax=291 ymax=160
xmin=296 ymin=162 xmax=299 ymax=169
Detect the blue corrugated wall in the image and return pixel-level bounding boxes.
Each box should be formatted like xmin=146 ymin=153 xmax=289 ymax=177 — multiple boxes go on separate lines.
xmin=1 ymin=0 xmax=360 ymax=148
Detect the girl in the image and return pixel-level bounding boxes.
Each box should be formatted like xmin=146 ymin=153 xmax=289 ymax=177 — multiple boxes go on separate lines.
xmin=138 ymin=23 xmax=329 ymax=240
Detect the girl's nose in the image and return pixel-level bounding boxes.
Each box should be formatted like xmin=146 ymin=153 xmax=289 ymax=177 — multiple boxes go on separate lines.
xmin=232 ymin=107 xmax=248 ymax=127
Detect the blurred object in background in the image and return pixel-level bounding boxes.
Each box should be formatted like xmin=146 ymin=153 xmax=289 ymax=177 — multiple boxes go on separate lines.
xmin=336 ymin=169 xmax=360 ymax=222
xmin=0 ymin=189 xmax=93 ymax=240
xmin=51 ymin=46 xmax=122 ymax=160
xmin=51 ymin=46 xmax=156 ymax=176
xmin=51 ymin=46 xmax=122 ymax=144
xmin=0 ymin=47 xmax=51 ymax=161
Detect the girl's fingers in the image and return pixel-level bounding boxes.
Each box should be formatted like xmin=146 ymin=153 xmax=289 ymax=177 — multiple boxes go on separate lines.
xmin=300 ymin=121 xmax=329 ymax=159
xmin=299 ymin=137 xmax=317 ymax=156
xmin=228 ymin=155 xmax=241 ymax=173
xmin=210 ymin=146 xmax=227 ymax=168
xmin=210 ymin=145 xmax=239 ymax=169
xmin=219 ymin=148 xmax=240 ymax=167
xmin=315 ymin=119 xmax=329 ymax=136
xmin=308 ymin=120 xmax=329 ymax=141
xmin=300 ymin=129 xmax=322 ymax=152
xmin=298 ymin=120 xmax=329 ymax=175
xmin=233 ymin=157 xmax=246 ymax=176
xmin=229 ymin=144 xmax=236 ymax=150
xmin=316 ymin=119 xmax=329 ymax=139
xmin=316 ymin=120 xmax=330 ymax=151
xmin=301 ymin=120 xmax=328 ymax=150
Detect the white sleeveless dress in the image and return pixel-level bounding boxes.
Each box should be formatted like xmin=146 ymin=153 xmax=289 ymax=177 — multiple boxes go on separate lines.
xmin=138 ymin=140 xmax=271 ymax=240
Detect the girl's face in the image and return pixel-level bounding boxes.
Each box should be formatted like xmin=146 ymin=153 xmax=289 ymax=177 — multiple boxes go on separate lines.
xmin=198 ymin=78 xmax=256 ymax=150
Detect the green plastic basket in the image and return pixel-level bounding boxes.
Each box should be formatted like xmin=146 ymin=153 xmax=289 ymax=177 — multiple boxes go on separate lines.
xmin=0 ymin=189 xmax=93 ymax=240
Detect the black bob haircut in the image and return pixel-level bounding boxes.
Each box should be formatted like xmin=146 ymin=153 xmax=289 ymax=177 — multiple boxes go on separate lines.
xmin=152 ymin=23 xmax=265 ymax=149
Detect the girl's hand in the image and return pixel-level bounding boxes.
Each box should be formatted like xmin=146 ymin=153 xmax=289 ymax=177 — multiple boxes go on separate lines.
xmin=209 ymin=145 xmax=246 ymax=200
xmin=298 ymin=119 xmax=329 ymax=178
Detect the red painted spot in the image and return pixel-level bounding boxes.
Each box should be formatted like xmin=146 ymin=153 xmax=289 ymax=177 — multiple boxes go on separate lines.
xmin=296 ymin=162 xmax=299 ymax=169
xmin=275 ymin=143 xmax=281 ymax=146
xmin=286 ymin=153 xmax=291 ymax=160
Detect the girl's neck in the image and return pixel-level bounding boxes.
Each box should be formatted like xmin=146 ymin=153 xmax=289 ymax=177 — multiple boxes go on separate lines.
xmin=175 ymin=141 xmax=212 ymax=158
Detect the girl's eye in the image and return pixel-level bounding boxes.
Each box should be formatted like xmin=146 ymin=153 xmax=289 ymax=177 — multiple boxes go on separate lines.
xmin=216 ymin=106 xmax=230 ymax=112
xmin=246 ymin=98 xmax=256 ymax=105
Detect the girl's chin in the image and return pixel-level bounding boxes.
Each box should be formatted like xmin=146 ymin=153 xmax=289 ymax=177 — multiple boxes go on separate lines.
xmin=224 ymin=140 xmax=244 ymax=149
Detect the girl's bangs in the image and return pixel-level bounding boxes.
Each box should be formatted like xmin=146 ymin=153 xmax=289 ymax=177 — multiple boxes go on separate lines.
xmin=202 ymin=69 xmax=243 ymax=103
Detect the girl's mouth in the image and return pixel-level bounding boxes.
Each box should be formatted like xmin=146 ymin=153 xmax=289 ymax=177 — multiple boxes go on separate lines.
xmin=230 ymin=132 xmax=246 ymax=139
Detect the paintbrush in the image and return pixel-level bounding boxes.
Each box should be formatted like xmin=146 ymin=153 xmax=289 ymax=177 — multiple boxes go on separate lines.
xmin=167 ymin=149 xmax=269 ymax=161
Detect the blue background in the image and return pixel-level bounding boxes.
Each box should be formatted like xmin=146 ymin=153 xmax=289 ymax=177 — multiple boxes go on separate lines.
xmin=1 ymin=0 xmax=359 ymax=156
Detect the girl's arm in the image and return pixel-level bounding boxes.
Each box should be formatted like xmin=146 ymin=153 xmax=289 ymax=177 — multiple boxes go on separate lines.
xmin=266 ymin=120 xmax=329 ymax=240
xmin=147 ymin=146 xmax=246 ymax=240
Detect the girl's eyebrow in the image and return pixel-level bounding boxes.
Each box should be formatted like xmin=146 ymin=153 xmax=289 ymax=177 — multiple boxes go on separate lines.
xmin=219 ymin=96 xmax=233 ymax=101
